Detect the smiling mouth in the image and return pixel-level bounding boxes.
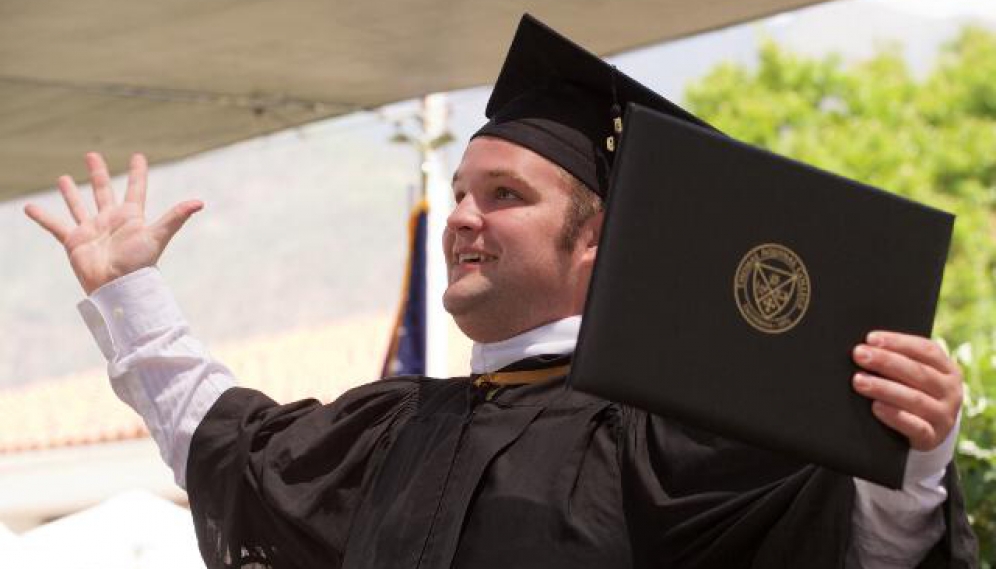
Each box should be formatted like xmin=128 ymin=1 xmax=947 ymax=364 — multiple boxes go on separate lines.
xmin=455 ymin=252 xmax=497 ymax=265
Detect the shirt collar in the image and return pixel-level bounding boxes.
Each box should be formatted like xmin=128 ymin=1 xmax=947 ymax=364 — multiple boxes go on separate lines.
xmin=470 ymin=316 xmax=581 ymax=374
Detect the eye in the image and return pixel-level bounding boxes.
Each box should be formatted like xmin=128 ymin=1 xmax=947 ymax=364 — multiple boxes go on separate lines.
xmin=495 ymin=186 xmax=521 ymax=201
xmin=453 ymin=190 xmax=466 ymax=203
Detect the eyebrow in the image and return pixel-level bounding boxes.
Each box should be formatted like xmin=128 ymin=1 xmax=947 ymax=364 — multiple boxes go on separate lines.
xmin=451 ymin=169 xmax=539 ymax=194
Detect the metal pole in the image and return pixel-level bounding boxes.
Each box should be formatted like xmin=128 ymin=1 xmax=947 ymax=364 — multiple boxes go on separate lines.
xmin=421 ymin=93 xmax=451 ymax=377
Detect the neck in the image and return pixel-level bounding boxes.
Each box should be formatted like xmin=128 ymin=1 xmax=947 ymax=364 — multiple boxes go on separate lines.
xmin=470 ymin=316 xmax=581 ymax=374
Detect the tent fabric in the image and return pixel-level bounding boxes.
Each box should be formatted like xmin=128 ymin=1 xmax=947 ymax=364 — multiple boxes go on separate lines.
xmin=9 ymin=490 xmax=203 ymax=569
xmin=0 ymin=0 xmax=827 ymax=200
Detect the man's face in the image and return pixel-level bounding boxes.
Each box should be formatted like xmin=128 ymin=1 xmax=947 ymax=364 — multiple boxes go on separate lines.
xmin=443 ymin=136 xmax=600 ymax=343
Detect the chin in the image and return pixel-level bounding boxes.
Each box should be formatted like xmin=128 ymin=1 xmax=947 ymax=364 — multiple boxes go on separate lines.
xmin=443 ymin=291 xmax=507 ymax=343
xmin=442 ymin=281 xmax=487 ymax=315
xmin=452 ymin=316 xmax=516 ymax=344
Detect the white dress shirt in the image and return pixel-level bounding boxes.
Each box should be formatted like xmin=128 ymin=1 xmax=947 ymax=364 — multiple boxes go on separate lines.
xmin=80 ymin=267 xmax=954 ymax=568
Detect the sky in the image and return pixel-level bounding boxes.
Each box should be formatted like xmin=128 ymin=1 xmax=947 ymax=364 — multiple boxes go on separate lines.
xmin=3 ymin=0 xmax=995 ymax=386
xmin=878 ymin=0 xmax=995 ymax=19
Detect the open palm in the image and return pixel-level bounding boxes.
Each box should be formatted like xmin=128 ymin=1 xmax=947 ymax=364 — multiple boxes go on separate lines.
xmin=25 ymin=152 xmax=202 ymax=294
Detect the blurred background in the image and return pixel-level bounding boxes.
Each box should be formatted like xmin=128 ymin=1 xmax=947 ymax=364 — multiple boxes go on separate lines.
xmin=1 ymin=0 xmax=994 ymax=566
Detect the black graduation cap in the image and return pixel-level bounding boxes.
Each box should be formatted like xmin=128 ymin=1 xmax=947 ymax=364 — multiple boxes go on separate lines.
xmin=473 ymin=14 xmax=717 ymax=198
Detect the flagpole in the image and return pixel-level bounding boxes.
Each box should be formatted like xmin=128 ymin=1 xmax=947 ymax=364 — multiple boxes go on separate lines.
xmin=421 ymin=93 xmax=451 ymax=377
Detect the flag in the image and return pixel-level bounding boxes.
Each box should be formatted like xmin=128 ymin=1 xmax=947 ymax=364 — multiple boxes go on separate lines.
xmin=381 ymin=199 xmax=429 ymax=377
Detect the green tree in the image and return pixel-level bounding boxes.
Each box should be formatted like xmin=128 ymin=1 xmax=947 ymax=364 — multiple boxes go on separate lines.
xmin=685 ymin=28 xmax=996 ymax=564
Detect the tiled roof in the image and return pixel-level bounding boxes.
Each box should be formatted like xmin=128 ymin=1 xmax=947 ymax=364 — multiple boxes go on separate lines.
xmin=0 ymin=312 xmax=472 ymax=454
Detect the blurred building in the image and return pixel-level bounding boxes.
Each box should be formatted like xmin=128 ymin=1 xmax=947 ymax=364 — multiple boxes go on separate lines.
xmin=0 ymin=310 xmax=471 ymax=534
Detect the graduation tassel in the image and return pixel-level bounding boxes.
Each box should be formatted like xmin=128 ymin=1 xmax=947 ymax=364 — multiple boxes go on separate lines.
xmin=607 ymin=67 xmax=624 ymax=152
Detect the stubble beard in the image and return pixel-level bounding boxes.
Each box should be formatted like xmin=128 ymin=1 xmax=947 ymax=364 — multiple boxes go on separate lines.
xmin=442 ymin=274 xmax=520 ymax=342
xmin=442 ymin=273 xmax=498 ymax=320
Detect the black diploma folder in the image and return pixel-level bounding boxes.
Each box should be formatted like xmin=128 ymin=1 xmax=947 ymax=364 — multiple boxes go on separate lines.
xmin=570 ymin=104 xmax=954 ymax=488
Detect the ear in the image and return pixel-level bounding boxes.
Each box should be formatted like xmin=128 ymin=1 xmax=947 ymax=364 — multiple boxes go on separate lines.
xmin=579 ymin=211 xmax=604 ymax=265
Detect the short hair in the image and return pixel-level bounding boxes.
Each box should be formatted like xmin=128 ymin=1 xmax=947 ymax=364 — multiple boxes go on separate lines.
xmin=556 ymin=167 xmax=603 ymax=252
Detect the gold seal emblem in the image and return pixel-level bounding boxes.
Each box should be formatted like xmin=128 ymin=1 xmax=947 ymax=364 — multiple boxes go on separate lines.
xmin=734 ymin=243 xmax=811 ymax=333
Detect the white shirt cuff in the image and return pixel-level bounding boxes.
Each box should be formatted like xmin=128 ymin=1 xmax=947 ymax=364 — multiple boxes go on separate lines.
xmin=905 ymin=410 xmax=960 ymax=488
xmin=77 ymin=267 xmax=187 ymax=361
xmin=848 ymin=412 xmax=960 ymax=567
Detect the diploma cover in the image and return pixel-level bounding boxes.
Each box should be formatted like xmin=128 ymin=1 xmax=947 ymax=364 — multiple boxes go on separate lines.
xmin=571 ymin=104 xmax=954 ymax=488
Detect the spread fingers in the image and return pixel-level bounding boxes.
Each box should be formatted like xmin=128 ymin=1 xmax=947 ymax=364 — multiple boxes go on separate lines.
xmin=85 ymin=152 xmax=117 ymax=211
xmin=57 ymin=175 xmax=90 ymax=223
xmin=124 ymin=153 xmax=148 ymax=213
xmin=24 ymin=203 xmax=70 ymax=243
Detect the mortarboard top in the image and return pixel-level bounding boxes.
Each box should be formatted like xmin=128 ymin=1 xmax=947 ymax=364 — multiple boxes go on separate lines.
xmin=473 ymin=14 xmax=716 ymax=198
xmin=570 ymin=105 xmax=954 ymax=488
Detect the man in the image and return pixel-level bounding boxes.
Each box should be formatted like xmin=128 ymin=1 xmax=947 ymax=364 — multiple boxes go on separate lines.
xmin=25 ymin=14 xmax=976 ymax=569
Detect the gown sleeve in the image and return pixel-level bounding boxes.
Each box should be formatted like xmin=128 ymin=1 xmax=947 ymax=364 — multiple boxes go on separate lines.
xmin=619 ymin=406 xmax=855 ymax=569
xmin=619 ymin=408 xmax=979 ymax=568
xmin=917 ymin=464 xmax=980 ymax=568
xmin=185 ymin=378 xmax=419 ymax=569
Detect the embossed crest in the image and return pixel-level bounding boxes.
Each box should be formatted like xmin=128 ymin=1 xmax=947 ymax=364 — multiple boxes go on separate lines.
xmin=734 ymin=243 xmax=811 ymax=333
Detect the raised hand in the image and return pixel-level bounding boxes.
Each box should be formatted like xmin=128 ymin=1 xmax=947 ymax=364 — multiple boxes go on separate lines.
xmin=24 ymin=152 xmax=203 ymax=294
xmin=852 ymin=331 xmax=964 ymax=452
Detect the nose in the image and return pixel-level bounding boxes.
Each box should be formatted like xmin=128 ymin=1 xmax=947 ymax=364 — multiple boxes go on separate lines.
xmin=445 ymin=193 xmax=484 ymax=234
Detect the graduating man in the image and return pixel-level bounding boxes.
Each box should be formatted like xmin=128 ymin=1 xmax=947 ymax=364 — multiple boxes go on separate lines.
xmin=26 ymin=15 xmax=977 ymax=569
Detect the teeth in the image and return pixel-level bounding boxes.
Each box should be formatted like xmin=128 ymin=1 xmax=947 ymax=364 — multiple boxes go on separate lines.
xmin=457 ymin=253 xmax=493 ymax=263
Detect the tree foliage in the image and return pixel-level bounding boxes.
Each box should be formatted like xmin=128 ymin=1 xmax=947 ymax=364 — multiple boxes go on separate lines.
xmin=685 ymin=28 xmax=996 ymax=564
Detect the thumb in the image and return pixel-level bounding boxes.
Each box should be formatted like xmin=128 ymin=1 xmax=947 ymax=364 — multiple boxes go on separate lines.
xmin=151 ymin=200 xmax=203 ymax=246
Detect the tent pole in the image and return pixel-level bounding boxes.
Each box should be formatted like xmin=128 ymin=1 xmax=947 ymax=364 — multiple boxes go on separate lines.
xmin=421 ymin=93 xmax=451 ymax=377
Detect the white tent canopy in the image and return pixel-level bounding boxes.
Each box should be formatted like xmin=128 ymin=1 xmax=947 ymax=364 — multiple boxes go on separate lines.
xmin=7 ymin=490 xmax=203 ymax=569
xmin=0 ymin=0 xmax=829 ymax=201
xmin=0 ymin=521 xmax=17 ymax=546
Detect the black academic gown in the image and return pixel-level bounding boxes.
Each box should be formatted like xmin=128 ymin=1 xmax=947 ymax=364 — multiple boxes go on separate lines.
xmin=186 ymin=356 xmax=978 ymax=569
